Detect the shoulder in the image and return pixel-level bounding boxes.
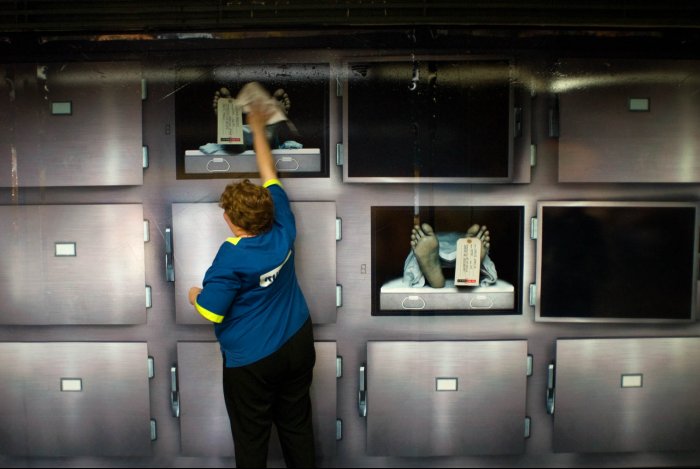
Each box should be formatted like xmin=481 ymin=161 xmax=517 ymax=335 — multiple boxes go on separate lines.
xmin=263 ymin=179 xmax=292 ymax=212
xmin=263 ymin=178 xmax=284 ymax=190
xmin=211 ymin=238 xmax=241 ymax=263
xmin=263 ymin=179 xmax=287 ymax=196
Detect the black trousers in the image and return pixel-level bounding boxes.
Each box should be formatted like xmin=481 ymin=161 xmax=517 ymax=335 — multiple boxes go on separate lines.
xmin=222 ymin=318 xmax=316 ymax=468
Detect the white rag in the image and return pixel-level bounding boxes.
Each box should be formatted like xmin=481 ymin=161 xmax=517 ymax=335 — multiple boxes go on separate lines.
xmin=234 ymin=82 xmax=288 ymax=125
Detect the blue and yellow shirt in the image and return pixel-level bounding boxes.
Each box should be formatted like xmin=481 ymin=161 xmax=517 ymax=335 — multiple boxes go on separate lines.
xmin=195 ymin=179 xmax=310 ymax=367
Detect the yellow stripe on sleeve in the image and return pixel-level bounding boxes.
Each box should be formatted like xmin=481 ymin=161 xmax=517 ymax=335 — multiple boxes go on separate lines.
xmin=195 ymin=300 xmax=225 ymax=324
xmin=263 ymin=178 xmax=282 ymax=188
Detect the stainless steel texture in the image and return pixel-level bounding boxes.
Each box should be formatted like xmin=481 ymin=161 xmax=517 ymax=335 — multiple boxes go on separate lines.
xmin=366 ymin=340 xmax=529 ymax=456
xmin=172 ymin=201 xmax=337 ymax=324
xmin=176 ymin=341 xmax=337 ymax=460
xmin=0 ymin=62 xmax=143 ymax=187
xmin=2 ymin=46 xmax=700 ymax=469
xmin=557 ymin=59 xmax=700 ymax=183
xmin=0 ymin=342 xmax=151 ymax=457
xmin=0 ymin=204 xmax=146 ymax=324
xmin=553 ymin=337 xmax=700 ymax=453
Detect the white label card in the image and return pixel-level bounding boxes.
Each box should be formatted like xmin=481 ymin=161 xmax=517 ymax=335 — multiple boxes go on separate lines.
xmin=55 ymin=242 xmax=76 ymax=257
xmin=629 ymin=98 xmax=650 ymax=112
xmin=436 ymin=378 xmax=458 ymax=392
xmin=621 ymin=374 xmax=643 ymax=388
xmin=217 ymin=99 xmax=244 ymax=144
xmin=61 ymin=378 xmax=83 ymax=392
xmin=455 ymin=237 xmax=481 ymax=286
xmin=51 ymin=101 xmax=72 ymax=115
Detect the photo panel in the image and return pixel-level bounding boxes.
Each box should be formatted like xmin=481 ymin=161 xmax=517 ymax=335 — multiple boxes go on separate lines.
xmin=175 ymin=63 xmax=330 ymax=179
xmin=371 ymin=205 xmax=523 ymax=315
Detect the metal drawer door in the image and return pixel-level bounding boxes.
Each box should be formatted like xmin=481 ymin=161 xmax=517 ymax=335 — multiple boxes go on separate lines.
xmin=366 ymin=340 xmax=529 ymax=456
xmin=553 ymin=337 xmax=700 ymax=453
xmin=0 ymin=62 xmax=143 ymax=187
xmin=557 ymin=58 xmax=700 ymax=183
xmin=0 ymin=342 xmax=151 ymax=457
xmin=172 ymin=201 xmax=337 ymax=324
xmin=0 ymin=204 xmax=146 ymax=325
xmin=175 ymin=341 xmax=337 ymax=461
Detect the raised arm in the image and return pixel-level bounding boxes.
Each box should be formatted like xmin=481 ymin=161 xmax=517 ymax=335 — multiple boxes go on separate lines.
xmin=246 ymin=102 xmax=277 ymax=184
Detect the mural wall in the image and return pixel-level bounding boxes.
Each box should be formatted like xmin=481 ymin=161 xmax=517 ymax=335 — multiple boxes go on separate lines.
xmin=1 ymin=29 xmax=700 ymax=467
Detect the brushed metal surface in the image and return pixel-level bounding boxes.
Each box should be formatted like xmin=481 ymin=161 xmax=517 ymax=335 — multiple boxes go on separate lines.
xmin=0 ymin=204 xmax=146 ymax=324
xmin=553 ymin=337 xmax=700 ymax=453
xmin=366 ymin=340 xmax=528 ymax=456
xmin=0 ymin=342 xmax=151 ymax=457
xmin=2 ymin=47 xmax=700 ymax=469
xmin=0 ymin=62 xmax=143 ymax=187
xmin=172 ymin=201 xmax=337 ymax=324
xmin=177 ymin=341 xmax=337 ymax=460
xmin=557 ymin=59 xmax=700 ymax=183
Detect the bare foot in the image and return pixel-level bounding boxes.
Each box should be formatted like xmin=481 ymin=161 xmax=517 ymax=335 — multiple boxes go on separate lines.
xmin=273 ymin=88 xmax=291 ymax=115
xmin=466 ymin=224 xmax=490 ymax=261
xmin=411 ymin=223 xmax=445 ymax=288
xmin=212 ymin=87 xmax=232 ymax=114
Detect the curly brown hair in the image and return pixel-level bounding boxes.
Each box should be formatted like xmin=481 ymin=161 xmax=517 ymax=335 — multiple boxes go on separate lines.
xmin=219 ymin=179 xmax=274 ymax=235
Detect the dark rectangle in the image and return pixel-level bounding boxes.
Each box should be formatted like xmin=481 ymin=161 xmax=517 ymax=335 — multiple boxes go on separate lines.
xmin=346 ymin=58 xmax=513 ymax=182
xmin=537 ymin=202 xmax=698 ymax=322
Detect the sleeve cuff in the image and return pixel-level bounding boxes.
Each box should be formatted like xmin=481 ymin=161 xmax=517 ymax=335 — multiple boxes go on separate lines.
xmin=263 ymin=178 xmax=282 ymax=188
xmin=195 ymin=299 xmax=225 ymax=323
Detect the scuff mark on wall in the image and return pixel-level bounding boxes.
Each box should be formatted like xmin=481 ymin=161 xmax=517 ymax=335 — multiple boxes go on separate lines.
xmin=10 ymin=144 xmax=18 ymax=204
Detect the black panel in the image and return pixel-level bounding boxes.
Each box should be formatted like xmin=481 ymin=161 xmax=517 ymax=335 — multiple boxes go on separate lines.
xmin=348 ymin=59 xmax=511 ymax=180
xmin=540 ymin=205 xmax=696 ymax=320
xmin=3 ymin=2 xmax=700 ymax=32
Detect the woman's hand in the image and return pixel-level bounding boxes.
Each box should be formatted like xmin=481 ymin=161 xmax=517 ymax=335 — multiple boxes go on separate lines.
xmin=189 ymin=287 xmax=202 ymax=306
